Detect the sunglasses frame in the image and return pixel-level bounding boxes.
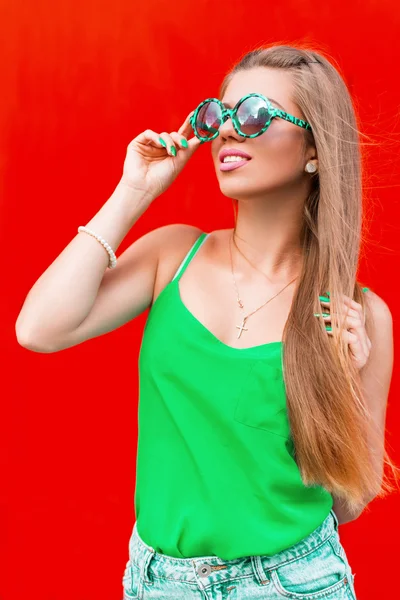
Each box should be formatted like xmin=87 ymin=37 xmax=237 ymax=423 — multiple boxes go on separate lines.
xmin=189 ymin=92 xmax=312 ymax=142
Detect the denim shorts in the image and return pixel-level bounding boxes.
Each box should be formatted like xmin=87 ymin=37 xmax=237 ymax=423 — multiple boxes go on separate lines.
xmin=122 ymin=509 xmax=357 ymax=599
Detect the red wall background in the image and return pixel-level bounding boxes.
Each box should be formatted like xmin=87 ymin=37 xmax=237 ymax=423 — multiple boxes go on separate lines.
xmin=2 ymin=1 xmax=400 ymax=598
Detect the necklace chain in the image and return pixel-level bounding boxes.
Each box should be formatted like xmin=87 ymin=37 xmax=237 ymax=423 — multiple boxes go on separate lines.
xmin=228 ymin=230 xmax=298 ymax=339
xmin=232 ymin=232 xmax=274 ymax=284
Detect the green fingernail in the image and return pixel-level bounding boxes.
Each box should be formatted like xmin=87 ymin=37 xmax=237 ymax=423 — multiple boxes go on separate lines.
xmin=181 ymin=138 xmax=188 ymax=148
xmin=325 ymin=326 xmax=332 ymax=331
xmin=159 ymin=137 xmax=166 ymax=147
xmin=362 ymin=287 xmax=369 ymax=293
xmin=314 ymin=313 xmax=330 ymax=317
xmin=319 ymin=295 xmax=330 ymax=302
xmin=171 ymin=145 xmax=177 ymax=156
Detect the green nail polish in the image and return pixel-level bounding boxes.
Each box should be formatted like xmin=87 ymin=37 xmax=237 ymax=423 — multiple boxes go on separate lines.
xmin=325 ymin=326 xmax=332 ymax=332
xmin=362 ymin=287 xmax=369 ymax=293
xmin=159 ymin=137 xmax=166 ymax=147
xmin=314 ymin=313 xmax=330 ymax=317
xmin=171 ymin=145 xmax=177 ymax=156
xmin=319 ymin=295 xmax=330 ymax=302
xmin=181 ymin=138 xmax=188 ymax=148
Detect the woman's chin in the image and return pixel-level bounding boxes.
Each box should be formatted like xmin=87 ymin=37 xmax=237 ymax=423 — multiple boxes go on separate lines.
xmin=218 ymin=177 xmax=256 ymax=191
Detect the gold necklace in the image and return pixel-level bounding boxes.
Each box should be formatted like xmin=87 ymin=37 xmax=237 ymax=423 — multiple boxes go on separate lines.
xmin=229 ymin=231 xmax=298 ymax=339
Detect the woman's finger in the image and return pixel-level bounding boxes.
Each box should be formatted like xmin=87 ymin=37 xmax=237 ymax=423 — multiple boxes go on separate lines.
xmin=131 ymin=128 xmax=171 ymax=149
xmin=173 ymin=109 xmax=204 ymax=153
xmin=170 ymin=131 xmax=190 ymax=149
xmin=177 ymin=110 xmax=196 ymax=137
xmin=158 ymin=132 xmax=177 ymax=156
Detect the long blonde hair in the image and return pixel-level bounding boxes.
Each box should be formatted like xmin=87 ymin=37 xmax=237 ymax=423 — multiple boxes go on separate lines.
xmin=219 ymin=43 xmax=399 ymax=513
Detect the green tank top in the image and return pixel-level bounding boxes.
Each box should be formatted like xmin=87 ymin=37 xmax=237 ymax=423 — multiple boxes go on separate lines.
xmin=134 ymin=232 xmax=362 ymax=560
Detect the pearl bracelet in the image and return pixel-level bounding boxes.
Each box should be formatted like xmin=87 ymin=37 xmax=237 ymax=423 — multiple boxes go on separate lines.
xmin=77 ymin=226 xmax=117 ymax=269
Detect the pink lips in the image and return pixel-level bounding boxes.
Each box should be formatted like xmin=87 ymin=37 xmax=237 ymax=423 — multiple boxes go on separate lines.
xmin=219 ymin=148 xmax=252 ymax=162
xmin=220 ymin=159 xmax=251 ymax=172
xmin=218 ymin=147 xmax=252 ymax=172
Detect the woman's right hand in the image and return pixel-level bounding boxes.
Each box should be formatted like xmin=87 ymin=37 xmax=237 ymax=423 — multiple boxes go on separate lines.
xmin=119 ymin=110 xmax=202 ymax=203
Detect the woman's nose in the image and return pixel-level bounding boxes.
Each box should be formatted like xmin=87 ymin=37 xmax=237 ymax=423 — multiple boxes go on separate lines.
xmin=217 ymin=116 xmax=243 ymax=141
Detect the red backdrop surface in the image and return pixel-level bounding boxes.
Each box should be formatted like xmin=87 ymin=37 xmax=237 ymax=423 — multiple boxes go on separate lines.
xmin=2 ymin=1 xmax=400 ymax=599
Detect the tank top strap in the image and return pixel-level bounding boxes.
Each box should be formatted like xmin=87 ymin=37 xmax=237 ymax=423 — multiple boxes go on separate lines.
xmin=171 ymin=232 xmax=209 ymax=282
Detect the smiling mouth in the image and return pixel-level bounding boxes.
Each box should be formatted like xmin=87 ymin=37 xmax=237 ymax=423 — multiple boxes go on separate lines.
xmin=222 ymin=157 xmax=251 ymax=164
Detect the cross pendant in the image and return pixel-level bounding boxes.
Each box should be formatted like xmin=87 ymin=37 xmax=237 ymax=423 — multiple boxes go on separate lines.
xmin=236 ymin=317 xmax=248 ymax=339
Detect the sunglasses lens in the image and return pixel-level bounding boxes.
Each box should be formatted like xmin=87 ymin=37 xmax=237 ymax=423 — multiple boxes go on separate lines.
xmin=236 ymin=96 xmax=270 ymax=135
xmin=195 ymin=101 xmax=222 ymax=139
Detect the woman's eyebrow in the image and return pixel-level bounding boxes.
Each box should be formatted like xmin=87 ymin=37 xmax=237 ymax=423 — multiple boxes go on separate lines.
xmin=222 ymin=97 xmax=285 ymax=110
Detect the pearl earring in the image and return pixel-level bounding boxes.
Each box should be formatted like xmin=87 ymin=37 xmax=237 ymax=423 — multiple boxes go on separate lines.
xmin=305 ymin=162 xmax=318 ymax=173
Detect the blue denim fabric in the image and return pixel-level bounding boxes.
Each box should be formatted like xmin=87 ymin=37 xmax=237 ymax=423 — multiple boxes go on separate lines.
xmin=122 ymin=509 xmax=357 ymax=599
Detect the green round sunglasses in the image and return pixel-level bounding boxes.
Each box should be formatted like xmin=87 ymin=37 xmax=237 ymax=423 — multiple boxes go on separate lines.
xmin=189 ymin=92 xmax=312 ymax=143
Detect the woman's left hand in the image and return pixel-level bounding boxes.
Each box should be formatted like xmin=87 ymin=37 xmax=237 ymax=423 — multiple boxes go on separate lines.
xmin=318 ymin=293 xmax=372 ymax=370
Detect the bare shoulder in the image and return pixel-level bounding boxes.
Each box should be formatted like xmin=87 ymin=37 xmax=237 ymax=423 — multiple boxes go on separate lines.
xmin=153 ymin=223 xmax=208 ymax=301
xmin=157 ymin=223 xmax=207 ymax=269
xmin=154 ymin=225 xmax=229 ymax=302
xmin=157 ymin=224 xmax=230 ymax=269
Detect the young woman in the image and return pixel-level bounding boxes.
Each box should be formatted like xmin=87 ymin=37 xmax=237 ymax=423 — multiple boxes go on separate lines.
xmin=16 ymin=45 xmax=395 ymax=599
